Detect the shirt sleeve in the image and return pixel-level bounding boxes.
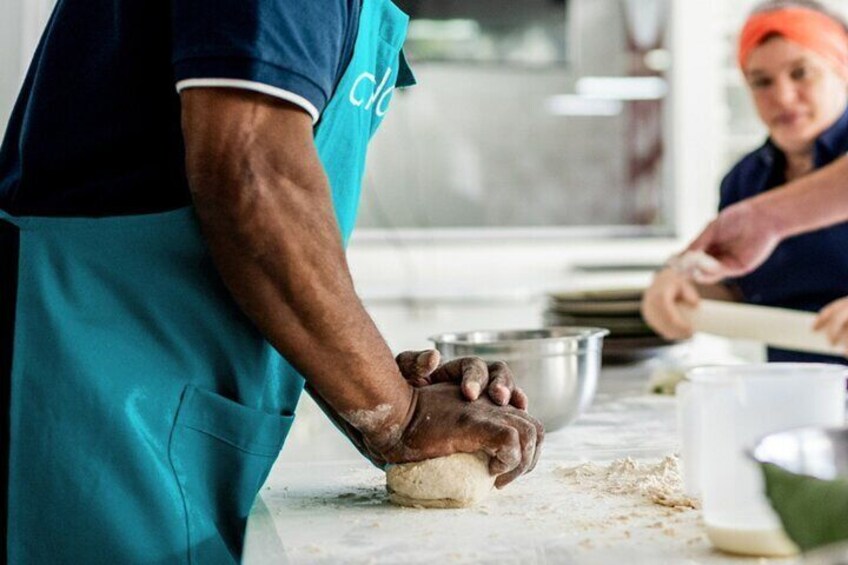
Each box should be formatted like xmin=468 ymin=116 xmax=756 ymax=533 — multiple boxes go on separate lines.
xmin=171 ymin=0 xmax=358 ymax=122
xmin=717 ymin=174 xmax=736 ymax=212
xmin=717 ymin=163 xmax=748 ymax=288
xmin=718 ymin=157 xmax=751 ymax=212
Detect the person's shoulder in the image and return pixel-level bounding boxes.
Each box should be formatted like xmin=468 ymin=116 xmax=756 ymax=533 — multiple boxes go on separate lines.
xmin=723 ymin=143 xmax=772 ymax=184
xmin=831 ymin=108 xmax=848 ymax=155
xmin=172 ymin=0 xmax=360 ymax=121
xmin=719 ymin=143 xmax=772 ymax=208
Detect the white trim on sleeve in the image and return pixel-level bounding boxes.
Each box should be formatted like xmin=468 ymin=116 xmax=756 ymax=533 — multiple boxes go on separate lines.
xmin=176 ymin=78 xmax=320 ymax=124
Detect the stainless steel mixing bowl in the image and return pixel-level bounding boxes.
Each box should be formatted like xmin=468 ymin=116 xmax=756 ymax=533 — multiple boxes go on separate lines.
xmin=428 ymin=327 xmax=609 ymax=431
xmin=753 ymin=426 xmax=848 ymax=480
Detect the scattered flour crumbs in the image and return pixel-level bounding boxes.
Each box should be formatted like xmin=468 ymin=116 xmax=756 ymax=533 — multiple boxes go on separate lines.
xmin=555 ymin=455 xmax=699 ymax=511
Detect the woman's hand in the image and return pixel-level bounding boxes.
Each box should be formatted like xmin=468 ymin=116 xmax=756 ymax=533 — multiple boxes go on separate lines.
xmin=685 ymin=199 xmax=783 ymax=284
xmin=640 ymin=268 xmax=701 ymax=340
xmin=814 ymin=297 xmax=848 ymax=355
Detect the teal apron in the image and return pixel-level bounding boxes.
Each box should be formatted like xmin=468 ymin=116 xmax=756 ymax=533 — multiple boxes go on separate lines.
xmin=2 ymin=0 xmax=414 ymax=562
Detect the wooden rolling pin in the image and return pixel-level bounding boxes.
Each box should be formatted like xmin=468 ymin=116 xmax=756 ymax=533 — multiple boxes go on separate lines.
xmin=683 ymin=299 xmax=843 ymax=356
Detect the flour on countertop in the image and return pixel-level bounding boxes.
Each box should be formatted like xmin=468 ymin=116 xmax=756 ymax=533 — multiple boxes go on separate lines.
xmin=556 ymin=455 xmax=699 ymax=511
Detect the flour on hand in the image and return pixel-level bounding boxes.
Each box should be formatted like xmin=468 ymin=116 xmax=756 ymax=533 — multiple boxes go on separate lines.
xmin=666 ymin=251 xmax=723 ymax=283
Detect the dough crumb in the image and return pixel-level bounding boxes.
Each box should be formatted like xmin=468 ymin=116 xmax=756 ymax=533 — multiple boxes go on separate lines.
xmin=648 ymin=367 xmax=686 ymax=395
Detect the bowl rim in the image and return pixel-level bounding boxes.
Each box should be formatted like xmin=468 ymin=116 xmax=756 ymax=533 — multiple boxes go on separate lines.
xmin=749 ymin=424 xmax=848 ymax=481
xmin=428 ymin=326 xmax=610 ymax=347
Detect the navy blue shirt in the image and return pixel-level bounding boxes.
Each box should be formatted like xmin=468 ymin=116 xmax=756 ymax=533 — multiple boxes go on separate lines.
xmin=0 ymin=0 xmax=360 ymax=217
xmin=719 ymin=107 xmax=848 ymax=363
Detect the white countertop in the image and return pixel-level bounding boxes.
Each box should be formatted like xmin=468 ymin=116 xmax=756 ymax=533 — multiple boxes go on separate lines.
xmin=243 ymin=349 xmax=790 ymax=565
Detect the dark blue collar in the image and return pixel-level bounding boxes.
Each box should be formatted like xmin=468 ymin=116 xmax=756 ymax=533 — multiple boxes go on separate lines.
xmin=813 ymin=105 xmax=848 ymax=165
xmin=757 ymin=105 xmax=848 ymax=169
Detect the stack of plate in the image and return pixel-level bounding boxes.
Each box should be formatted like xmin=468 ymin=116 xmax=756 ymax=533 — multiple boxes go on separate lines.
xmin=545 ymin=288 xmax=684 ymax=364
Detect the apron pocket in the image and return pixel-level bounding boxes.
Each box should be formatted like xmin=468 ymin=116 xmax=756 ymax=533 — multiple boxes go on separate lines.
xmin=169 ymin=385 xmax=294 ymax=563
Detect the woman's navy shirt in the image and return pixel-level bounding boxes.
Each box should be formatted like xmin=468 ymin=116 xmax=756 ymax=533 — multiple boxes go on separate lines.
xmin=720 ymin=107 xmax=848 ymax=363
xmin=0 ymin=0 xmax=360 ymax=217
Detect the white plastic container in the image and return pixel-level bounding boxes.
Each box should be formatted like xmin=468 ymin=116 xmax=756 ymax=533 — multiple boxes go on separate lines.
xmin=678 ymin=363 xmax=847 ymax=557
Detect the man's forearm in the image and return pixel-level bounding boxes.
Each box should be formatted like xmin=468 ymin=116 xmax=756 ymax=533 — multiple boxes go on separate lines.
xmin=180 ymin=89 xmax=412 ymax=448
xmin=305 ymin=384 xmax=386 ymax=467
xmin=753 ymin=154 xmax=848 ymax=239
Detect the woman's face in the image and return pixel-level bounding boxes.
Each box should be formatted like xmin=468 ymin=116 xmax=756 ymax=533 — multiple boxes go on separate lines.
xmin=745 ymin=36 xmax=848 ymax=154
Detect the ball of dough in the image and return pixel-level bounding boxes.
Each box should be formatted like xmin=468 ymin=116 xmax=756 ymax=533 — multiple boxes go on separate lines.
xmin=385 ymin=452 xmax=495 ymax=508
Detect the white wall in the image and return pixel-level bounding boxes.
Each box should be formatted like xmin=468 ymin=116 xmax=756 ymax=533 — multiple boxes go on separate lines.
xmin=667 ymin=0 xmax=724 ymax=239
xmin=0 ymin=0 xmax=23 ymax=129
xmin=0 ymin=0 xmax=54 ymax=130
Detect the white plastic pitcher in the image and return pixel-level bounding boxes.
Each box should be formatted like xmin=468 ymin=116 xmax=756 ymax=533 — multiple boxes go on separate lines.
xmin=678 ymin=363 xmax=846 ymax=557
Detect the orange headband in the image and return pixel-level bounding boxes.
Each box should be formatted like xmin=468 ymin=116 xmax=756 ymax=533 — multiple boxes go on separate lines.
xmin=738 ymin=7 xmax=848 ymax=81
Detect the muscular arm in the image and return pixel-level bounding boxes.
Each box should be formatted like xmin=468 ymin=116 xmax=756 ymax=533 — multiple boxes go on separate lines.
xmin=180 ymin=88 xmax=411 ymax=451
xmin=178 ymin=88 xmax=544 ymax=484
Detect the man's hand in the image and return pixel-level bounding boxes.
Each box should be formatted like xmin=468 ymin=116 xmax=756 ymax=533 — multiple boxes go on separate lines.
xmin=395 ymin=350 xmax=529 ymax=410
xmin=641 ymin=269 xmax=700 ymax=340
xmin=814 ymin=297 xmax=848 ymax=356
xmin=366 ymin=383 xmax=543 ymax=488
xmin=685 ymin=199 xmax=783 ymax=284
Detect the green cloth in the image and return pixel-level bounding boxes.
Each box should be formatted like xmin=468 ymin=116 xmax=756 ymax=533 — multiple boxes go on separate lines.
xmin=761 ymin=462 xmax=848 ymax=551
